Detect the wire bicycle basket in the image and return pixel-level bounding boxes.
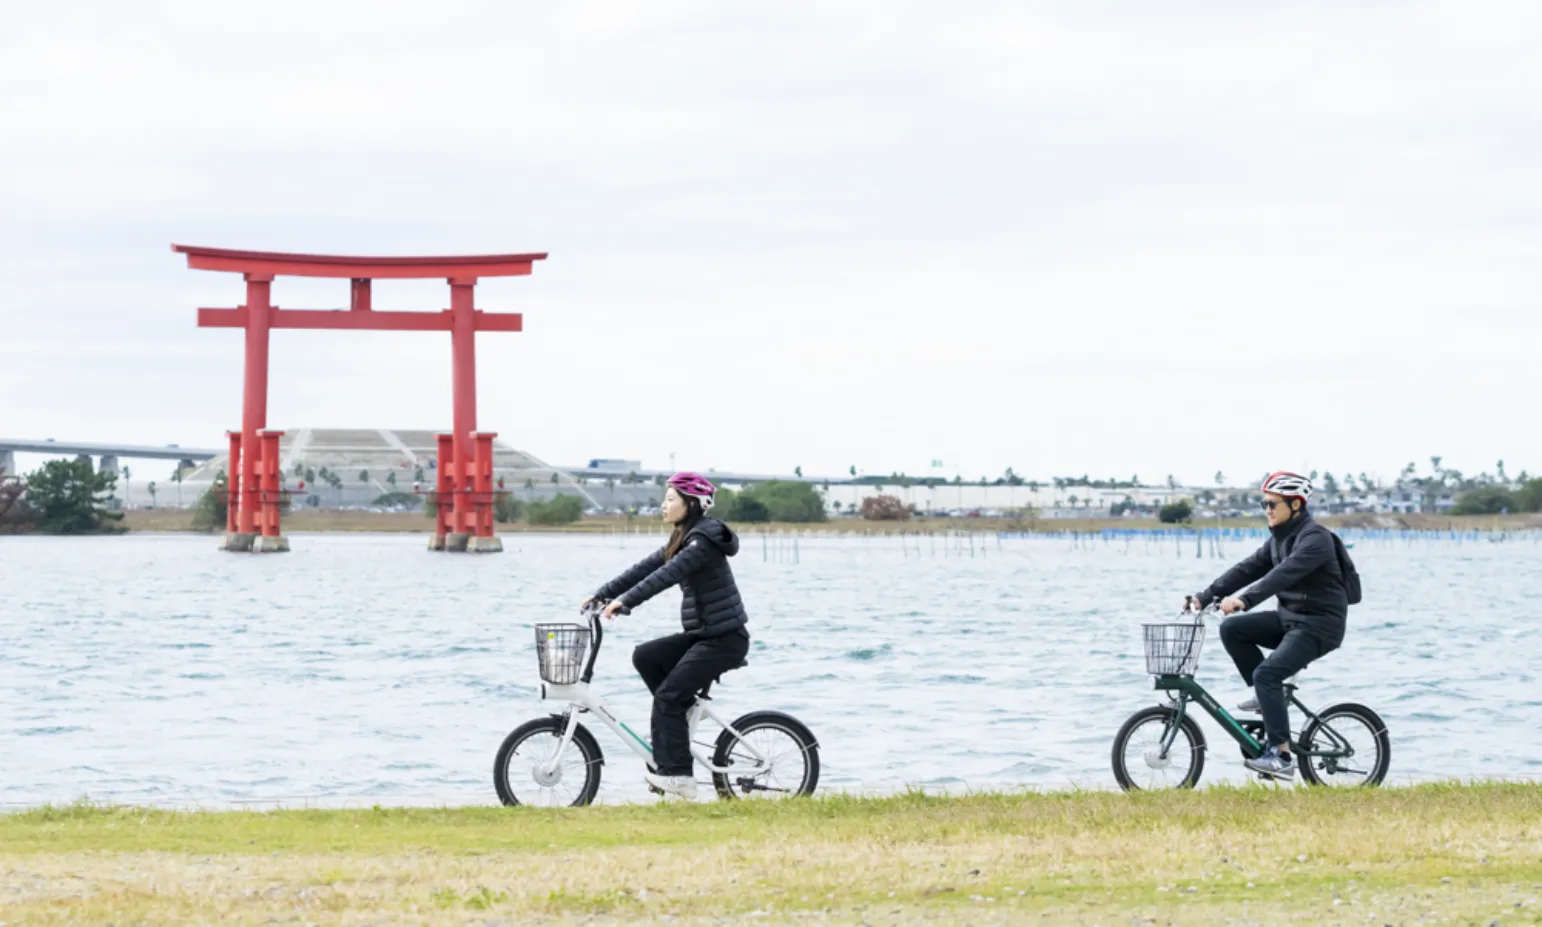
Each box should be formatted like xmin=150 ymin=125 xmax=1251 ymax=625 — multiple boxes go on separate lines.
xmin=1142 ymin=621 xmax=1205 ymax=676
xmin=534 ymin=623 xmax=591 ymax=685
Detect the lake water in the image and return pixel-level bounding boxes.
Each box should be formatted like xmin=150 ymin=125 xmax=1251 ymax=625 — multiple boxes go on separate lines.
xmin=3 ymin=531 xmax=1539 ymax=808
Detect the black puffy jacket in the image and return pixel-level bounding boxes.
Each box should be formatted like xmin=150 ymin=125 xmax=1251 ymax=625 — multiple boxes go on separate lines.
xmin=594 ymin=517 xmax=748 ymax=639
xmin=1198 ymin=512 xmax=1349 ymax=646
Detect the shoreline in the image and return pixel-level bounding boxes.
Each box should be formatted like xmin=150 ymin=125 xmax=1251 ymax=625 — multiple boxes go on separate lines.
xmin=96 ymin=509 xmax=1542 ymax=536
xmin=3 ymin=783 xmax=1538 ymax=924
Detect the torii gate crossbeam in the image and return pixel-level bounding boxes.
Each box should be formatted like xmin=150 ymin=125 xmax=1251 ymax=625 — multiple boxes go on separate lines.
xmin=175 ymin=244 xmax=547 ymax=553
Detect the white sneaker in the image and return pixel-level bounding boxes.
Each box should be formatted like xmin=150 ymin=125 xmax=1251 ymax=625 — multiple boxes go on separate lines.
xmin=644 ymin=772 xmax=698 ymax=800
xmin=1237 ymin=696 xmax=1260 ymax=713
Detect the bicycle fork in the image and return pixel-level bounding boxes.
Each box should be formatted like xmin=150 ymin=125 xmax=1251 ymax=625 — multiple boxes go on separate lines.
xmin=1158 ymin=695 xmax=1191 ymax=760
xmin=538 ymin=708 xmax=585 ymax=778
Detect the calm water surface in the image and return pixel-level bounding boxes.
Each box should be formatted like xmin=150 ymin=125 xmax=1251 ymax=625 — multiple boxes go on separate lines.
xmin=2 ymin=531 xmax=1539 ymax=807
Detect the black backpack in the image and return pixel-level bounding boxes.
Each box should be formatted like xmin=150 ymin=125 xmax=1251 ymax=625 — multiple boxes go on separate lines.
xmin=1329 ymin=531 xmax=1362 ymax=605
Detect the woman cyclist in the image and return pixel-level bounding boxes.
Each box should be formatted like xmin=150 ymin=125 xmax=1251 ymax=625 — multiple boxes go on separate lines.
xmin=581 ymin=472 xmax=749 ymax=799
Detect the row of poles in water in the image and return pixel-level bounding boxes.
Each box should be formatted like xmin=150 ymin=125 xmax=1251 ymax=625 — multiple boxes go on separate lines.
xmin=602 ymin=524 xmax=1542 ymax=563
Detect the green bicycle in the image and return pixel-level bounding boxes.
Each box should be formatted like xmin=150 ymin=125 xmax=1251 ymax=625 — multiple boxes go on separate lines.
xmin=1112 ymin=605 xmax=1391 ymax=790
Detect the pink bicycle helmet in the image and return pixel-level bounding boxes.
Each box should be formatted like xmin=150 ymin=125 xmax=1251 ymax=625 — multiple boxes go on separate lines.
xmin=666 ymin=471 xmax=717 ymax=512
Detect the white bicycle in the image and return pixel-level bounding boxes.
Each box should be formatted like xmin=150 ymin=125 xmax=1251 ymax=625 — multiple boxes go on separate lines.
xmin=493 ymin=606 xmax=820 ymax=806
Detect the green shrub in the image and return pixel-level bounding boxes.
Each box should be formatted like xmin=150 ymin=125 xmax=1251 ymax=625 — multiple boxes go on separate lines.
xmin=718 ymin=481 xmax=825 ymax=523
xmin=1158 ymin=499 xmax=1193 ymax=524
xmin=372 ymin=491 xmax=420 ymax=509
xmin=527 ymin=494 xmax=584 ymax=525
xmin=494 ymin=493 xmax=525 ymax=524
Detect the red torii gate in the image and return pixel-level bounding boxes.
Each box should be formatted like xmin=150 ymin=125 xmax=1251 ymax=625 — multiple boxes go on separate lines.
xmin=174 ymin=244 xmax=547 ymax=553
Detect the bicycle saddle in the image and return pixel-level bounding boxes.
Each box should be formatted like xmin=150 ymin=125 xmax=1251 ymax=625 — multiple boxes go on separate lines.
xmin=696 ymin=659 xmax=749 ymax=699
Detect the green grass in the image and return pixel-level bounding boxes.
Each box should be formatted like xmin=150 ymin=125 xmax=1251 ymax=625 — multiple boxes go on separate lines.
xmin=4 ymin=784 xmax=1541 ymax=924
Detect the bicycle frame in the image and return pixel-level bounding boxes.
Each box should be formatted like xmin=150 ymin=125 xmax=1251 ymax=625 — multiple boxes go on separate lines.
xmin=532 ymin=606 xmax=772 ymax=779
xmin=536 ymin=680 xmax=771 ymax=776
xmin=1152 ymin=674 xmax=1358 ymax=762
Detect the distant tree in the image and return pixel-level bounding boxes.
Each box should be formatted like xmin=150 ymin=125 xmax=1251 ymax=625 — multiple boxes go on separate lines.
xmin=861 ymin=494 xmax=910 ymax=521
xmin=1514 ymin=478 xmax=1542 ymax=513
xmin=1158 ymin=499 xmax=1194 ymax=524
xmin=358 ymin=469 xmax=369 ymax=486
xmin=524 ymin=477 xmax=536 ymax=500
xmin=386 ymin=471 xmax=397 ymax=488
xmin=1215 ymin=470 xmax=1225 ymax=486
xmin=25 ymin=459 xmax=125 ymax=534
xmin=1452 ymin=485 xmax=1516 ymax=515
xmin=794 ymin=465 xmax=803 ymax=479
xmin=294 ymin=461 xmax=305 ymax=478
xmin=148 ymin=481 xmax=158 ymax=507
xmin=849 ymin=465 xmax=857 ymax=479
xmin=193 ymin=470 xmax=231 ymax=531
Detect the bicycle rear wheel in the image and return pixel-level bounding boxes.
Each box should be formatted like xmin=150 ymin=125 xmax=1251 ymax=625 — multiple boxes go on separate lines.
xmin=711 ymin=711 xmax=819 ymax=799
xmin=1112 ymin=706 xmax=1206 ymax=792
xmin=1297 ymin=702 xmax=1390 ymax=787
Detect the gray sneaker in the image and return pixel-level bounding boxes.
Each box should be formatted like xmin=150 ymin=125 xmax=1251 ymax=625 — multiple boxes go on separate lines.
xmin=1237 ymin=696 xmax=1260 ymax=713
xmin=1243 ymin=747 xmax=1296 ymax=780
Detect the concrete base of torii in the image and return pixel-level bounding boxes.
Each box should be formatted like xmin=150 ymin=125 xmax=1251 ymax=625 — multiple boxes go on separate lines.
xmin=429 ymin=533 xmax=503 ymax=553
xmin=222 ymin=532 xmax=291 ymax=553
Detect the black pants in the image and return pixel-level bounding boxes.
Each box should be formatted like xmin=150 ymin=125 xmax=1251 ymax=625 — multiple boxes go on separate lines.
xmin=1219 ymin=611 xmax=1336 ymax=751
xmin=632 ymin=630 xmax=750 ymax=777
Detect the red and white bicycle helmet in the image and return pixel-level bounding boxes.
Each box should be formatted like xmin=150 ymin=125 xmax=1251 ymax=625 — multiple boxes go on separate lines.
xmin=666 ymin=471 xmax=717 ymax=512
xmin=1260 ymin=471 xmax=1313 ymax=503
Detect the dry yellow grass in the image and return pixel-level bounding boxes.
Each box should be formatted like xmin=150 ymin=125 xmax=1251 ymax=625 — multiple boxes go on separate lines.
xmin=3 ymin=784 xmax=1540 ymax=925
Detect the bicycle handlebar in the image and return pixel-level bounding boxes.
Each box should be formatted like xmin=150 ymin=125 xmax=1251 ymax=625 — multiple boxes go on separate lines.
xmin=1180 ymin=600 xmax=1224 ymax=622
xmin=580 ymin=602 xmax=605 ymax=683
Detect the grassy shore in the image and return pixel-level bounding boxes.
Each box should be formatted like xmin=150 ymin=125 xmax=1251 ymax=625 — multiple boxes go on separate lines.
xmin=116 ymin=509 xmax=1542 ymax=536
xmin=3 ymin=784 xmax=1540 ymax=925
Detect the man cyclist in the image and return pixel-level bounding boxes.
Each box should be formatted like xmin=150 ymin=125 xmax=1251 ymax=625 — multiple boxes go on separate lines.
xmin=1185 ymin=471 xmax=1349 ymax=780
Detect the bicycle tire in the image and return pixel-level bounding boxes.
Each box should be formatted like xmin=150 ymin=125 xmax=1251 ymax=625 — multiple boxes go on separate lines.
xmin=1112 ymin=705 xmax=1206 ymax=792
xmin=711 ymin=711 xmax=820 ymax=800
xmin=493 ymin=716 xmax=604 ymax=807
xmin=1297 ymin=702 xmax=1390 ymax=787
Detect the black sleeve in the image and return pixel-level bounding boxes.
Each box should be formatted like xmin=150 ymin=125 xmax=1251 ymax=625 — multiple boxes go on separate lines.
xmin=1237 ymin=528 xmax=1334 ymax=609
xmin=1198 ymin=542 xmax=1273 ymax=605
xmin=594 ymin=548 xmax=665 ymax=601
xmin=618 ymin=538 xmax=715 ymax=610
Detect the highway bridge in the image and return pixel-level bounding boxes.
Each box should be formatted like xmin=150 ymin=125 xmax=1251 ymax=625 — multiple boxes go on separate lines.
xmin=0 ymin=436 xmax=843 ymax=487
xmin=0 ymin=438 xmax=219 ymax=477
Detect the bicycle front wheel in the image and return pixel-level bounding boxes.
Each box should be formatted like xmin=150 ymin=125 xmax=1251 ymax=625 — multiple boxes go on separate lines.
xmin=493 ymin=717 xmax=604 ymax=807
xmin=711 ymin=711 xmax=819 ymax=800
xmin=1297 ymin=703 xmax=1390 ymax=787
xmin=1112 ymin=706 xmax=1206 ymax=792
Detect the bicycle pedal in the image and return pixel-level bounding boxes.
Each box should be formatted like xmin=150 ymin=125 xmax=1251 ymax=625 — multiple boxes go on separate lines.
xmin=647 ymin=783 xmax=664 ymax=796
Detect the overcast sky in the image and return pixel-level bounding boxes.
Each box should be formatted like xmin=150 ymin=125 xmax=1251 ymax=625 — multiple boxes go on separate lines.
xmin=2 ymin=1 xmax=1538 ymax=485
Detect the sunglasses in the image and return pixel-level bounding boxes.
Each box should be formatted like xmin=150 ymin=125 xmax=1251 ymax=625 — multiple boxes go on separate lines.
xmin=1260 ymin=500 xmax=1290 ymax=512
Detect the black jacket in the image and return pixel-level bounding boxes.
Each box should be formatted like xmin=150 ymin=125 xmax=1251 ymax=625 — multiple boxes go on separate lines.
xmin=1198 ymin=512 xmax=1348 ymax=647
xmin=595 ymin=517 xmax=749 ymax=639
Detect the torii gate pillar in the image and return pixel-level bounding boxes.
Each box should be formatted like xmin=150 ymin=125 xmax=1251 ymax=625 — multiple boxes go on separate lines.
xmin=175 ymin=244 xmax=546 ymax=553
